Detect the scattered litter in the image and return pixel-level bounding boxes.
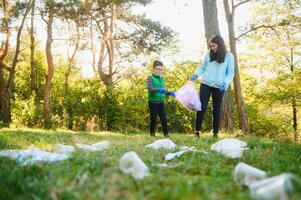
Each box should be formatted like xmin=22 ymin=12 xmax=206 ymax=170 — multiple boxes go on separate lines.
xmin=211 ymin=138 xmax=247 ymax=158
xmin=145 ymin=139 xmax=176 ymax=150
xmin=164 ymin=146 xmax=198 ymax=161
xmin=0 ymin=149 xmax=69 ymax=165
xmin=119 ymin=151 xmax=150 ymax=180
xmin=53 ymin=144 xmax=75 ymax=155
xmin=175 ymin=81 xmax=202 ymax=112
xmin=234 ymin=162 xmax=267 ymax=186
xmin=249 ymin=173 xmax=301 ymax=200
xmin=75 ymin=141 xmax=110 ymax=152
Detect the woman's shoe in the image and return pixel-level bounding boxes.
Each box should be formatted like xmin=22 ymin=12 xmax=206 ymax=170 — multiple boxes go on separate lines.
xmin=194 ymin=131 xmax=200 ymax=138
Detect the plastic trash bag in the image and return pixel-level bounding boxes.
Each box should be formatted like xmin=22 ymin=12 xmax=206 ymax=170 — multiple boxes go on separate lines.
xmin=164 ymin=146 xmax=198 ymax=161
xmin=234 ymin=162 xmax=267 ymax=186
xmin=0 ymin=149 xmax=69 ymax=165
xmin=119 ymin=151 xmax=150 ymax=180
xmin=145 ymin=139 xmax=176 ymax=150
xmin=175 ymin=81 xmax=202 ymax=112
xmin=75 ymin=141 xmax=110 ymax=152
xmin=211 ymin=138 xmax=247 ymax=158
xmin=53 ymin=144 xmax=75 ymax=155
xmin=249 ymin=173 xmax=301 ymax=200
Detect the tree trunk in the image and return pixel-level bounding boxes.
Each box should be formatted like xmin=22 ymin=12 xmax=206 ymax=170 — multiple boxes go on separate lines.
xmin=44 ymin=8 xmax=54 ymax=129
xmin=223 ymin=0 xmax=249 ymax=133
xmin=0 ymin=0 xmax=10 ymax=124
xmin=30 ymin=0 xmax=36 ymax=94
xmin=292 ymin=98 xmax=298 ymax=141
xmin=0 ymin=0 xmax=32 ymax=125
xmin=202 ymin=0 xmax=235 ymax=131
xmin=96 ymin=3 xmax=115 ymax=87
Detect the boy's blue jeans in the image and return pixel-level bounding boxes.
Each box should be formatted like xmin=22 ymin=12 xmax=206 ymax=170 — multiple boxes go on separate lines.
xmin=195 ymin=83 xmax=225 ymax=134
xmin=149 ymin=102 xmax=168 ymax=136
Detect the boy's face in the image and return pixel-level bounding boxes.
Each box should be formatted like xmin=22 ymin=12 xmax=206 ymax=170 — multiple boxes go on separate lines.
xmin=153 ymin=65 xmax=163 ymax=76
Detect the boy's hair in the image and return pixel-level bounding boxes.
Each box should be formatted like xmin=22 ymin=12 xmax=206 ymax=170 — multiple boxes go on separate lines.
xmin=153 ymin=60 xmax=163 ymax=68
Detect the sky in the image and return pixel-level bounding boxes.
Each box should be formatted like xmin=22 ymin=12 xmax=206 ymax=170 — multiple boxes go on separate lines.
xmin=130 ymin=0 xmax=251 ymax=63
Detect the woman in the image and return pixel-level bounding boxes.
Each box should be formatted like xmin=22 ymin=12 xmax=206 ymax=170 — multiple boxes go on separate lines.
xmin=190 ymin=35 xmax=234 ymax=138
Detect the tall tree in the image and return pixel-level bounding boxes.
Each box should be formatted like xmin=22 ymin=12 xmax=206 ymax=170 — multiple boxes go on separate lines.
xmin=223 ymin=0 xmax=249 ymax=133
xmin=30 ymin=0 xmax=36 ymax=94
xmin=0 ymin=0 xmax=32 ymax=125
xmin=87 ymin=0 xmax=174 ymax=88
xmin=202 ymin=0 xmax=235 ymax=131
xmin=40 ymin=0 xmax=55 ymax=128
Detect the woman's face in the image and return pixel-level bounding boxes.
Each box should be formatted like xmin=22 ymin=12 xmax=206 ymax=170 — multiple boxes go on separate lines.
xmin=210 ymin=42 xmax=218 ymax=53
xmin=153 ymin=65 xmax=163 ymax=76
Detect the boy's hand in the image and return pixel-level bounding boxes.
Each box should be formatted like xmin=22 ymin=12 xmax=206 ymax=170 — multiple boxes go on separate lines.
xmin=167 ymin=91 xmax=175 ymax=97
xmin=158 ymin=88 xmax=166 ymax=94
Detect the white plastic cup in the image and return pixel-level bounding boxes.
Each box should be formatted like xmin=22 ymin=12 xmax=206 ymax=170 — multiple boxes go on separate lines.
xmin=234 ymin=162 xmax=267 ymax=186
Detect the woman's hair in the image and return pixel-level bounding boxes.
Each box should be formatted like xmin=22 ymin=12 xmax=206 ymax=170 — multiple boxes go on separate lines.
xmin=209 ymin=35 xmax=227 ymax=63
xmin=153 ymin=60 xmax=163 ymax=68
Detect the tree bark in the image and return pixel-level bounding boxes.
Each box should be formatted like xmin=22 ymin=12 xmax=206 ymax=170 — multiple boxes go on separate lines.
xmin=223 ymin=0 xmax=249 ymax=133
xmin=30 ymin=0 xmax=36 ymax=94
xmin=44 ymin=7 xmax=54 ymax=129
xmin=96 ymin=3 xmax=115 ymax=87
xmin=202 ymin=0 xmax=235 ymax=131
xmin=0 ymin=0 xmax=32 ymax=124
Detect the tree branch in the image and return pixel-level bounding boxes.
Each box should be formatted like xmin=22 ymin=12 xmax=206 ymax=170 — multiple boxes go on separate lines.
xmin=235 ymin=25 xmax=277 ymax=40
xmin=234 ymin=0 xmax=251 ymax=9
xmin=0 ymin=63 xmax=12 ymax=72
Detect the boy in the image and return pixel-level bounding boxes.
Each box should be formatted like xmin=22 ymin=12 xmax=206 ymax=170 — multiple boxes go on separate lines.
xmin=147 ymin=60 xmax=175 ymax=137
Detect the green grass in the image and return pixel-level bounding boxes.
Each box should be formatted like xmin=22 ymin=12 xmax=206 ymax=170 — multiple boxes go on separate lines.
xmin=0 ymin=128 xmax=301 ymax=200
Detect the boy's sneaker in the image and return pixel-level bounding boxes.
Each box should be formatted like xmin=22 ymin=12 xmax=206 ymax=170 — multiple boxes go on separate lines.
xmin=164 ymin=134 xmax=169 ymax=138
xmin=150 ymin=133 xmax=155 ymax=137
xmin=213 ymin=133 xmax=218 ymax=138
xmin=194 ymin=131 xmax=200 ymax=138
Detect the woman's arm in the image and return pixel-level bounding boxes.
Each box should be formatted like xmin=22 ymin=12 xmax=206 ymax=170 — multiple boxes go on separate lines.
xmin=224 ymin=52 xmax=235 ymax=86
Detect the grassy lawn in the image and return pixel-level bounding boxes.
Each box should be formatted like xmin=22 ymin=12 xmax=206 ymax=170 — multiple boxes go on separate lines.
xmin=0 ymin=128 xmax=301 ymax=200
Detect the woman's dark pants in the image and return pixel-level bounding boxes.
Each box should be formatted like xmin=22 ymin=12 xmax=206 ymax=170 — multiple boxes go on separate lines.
xmin=195 ymin=84 xmax=224 ymax=134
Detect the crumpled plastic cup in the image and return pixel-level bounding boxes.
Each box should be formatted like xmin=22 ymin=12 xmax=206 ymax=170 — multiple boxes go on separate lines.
xmin=119 ymin=151 xmax=150 ymax=180
xmin=211 ymin=138 xmax=247 ymax=158
xmin=145 ymin=139 xmax=176 ymax=150
xmin=234 ymin=162 xmax=267 ymax=186
xmin=249 ymin=173 xmax=301 ymax=200
xmin=164 ymin=146 xmax=197 ymax=161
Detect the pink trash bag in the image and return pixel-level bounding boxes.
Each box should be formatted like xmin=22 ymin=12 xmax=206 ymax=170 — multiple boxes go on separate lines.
xmin=175 ymin=82 xmax=202 ymax=112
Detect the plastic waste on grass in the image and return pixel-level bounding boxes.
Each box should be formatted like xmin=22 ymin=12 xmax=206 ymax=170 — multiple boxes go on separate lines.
xmin=145 ymin=139 xmax=176 ymax=150
xmin=119 ymin=151 xmax=150 ymax=180
xmin=249 ymin=173 xmax=301 ymax=200
xmin=175 ymin=81 xmax=202 ymax=112
xmin=53 ymin=144 xmax=75 ymax=155
xmin=211 ymin=138 xmax=247 ymax=158
xmin=234 ymin=162 xmax=267 ymax=186
xmin=164 ymin=146 xmax=198 ymax=161
xmin=75 ymin=141 xmax=110 ymax=152
xmin=0 ymin=149 xmax=69 ymax=165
